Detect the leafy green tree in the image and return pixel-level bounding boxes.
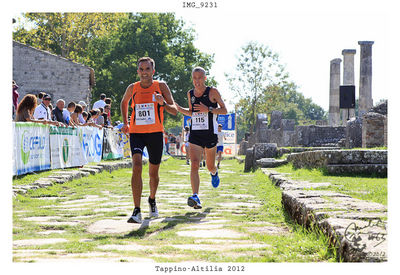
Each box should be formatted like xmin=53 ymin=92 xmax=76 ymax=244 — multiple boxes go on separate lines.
xmin=87 ymin=13 xmax=216 ymax=122
xmin=13 ymin=13 xmax=127 ymax=64
xmin=227 ymin=41 xmax=326 ymax=141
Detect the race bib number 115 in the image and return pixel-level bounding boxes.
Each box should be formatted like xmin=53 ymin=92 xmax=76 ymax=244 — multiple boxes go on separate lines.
xmin=192 ymin=112 xmax=209 ymax=130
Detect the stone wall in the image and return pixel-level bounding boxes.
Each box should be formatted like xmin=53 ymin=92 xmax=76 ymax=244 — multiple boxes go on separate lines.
xmin=13 ymin=41 xmax=94 ymax=106
xmin=362 ymin=112 xmax=386 ymax=148
xmin=287 ymin=149 xmax=387 ymax=176
xmin=345 ymin=117 xmax=362 ymax=148
xmin=295 ymin=125 xmax=345 ymax=147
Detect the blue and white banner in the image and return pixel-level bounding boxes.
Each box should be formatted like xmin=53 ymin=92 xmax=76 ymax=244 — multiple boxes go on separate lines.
xmin=217 ymin=113 xmax=235 ymax=130
xmin=79 ymin=126 xmax=104 ymax=163
xmin=13 ymin=122 xmax=51 ymax=176
xmin=49 ymin=126 xmax=87 ymax=169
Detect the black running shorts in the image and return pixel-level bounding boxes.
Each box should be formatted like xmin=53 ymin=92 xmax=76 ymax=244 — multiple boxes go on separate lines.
xmin=129 ymin=132 xmax=163 ymax=165
xmin=189 ymin=132 xmax=218 ymax=149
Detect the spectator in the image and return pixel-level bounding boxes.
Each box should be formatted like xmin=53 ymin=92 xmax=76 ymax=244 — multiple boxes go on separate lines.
xmin=105 ymin=97 xmax=112 ymax=121
xmin=164 ymin=132 xmax=170 ymax=155
xmin=71 ymin=104 xmax=84 ymax=125
xmin=95 ymin=107 xmax=105 ymax=126
xmin=37 ymin=92 xmax=45 ymax=104
xmin=15 ymin=94 xmax=59 ymax=126
xmin=52 ymin=99 xmax=67 ymax=125
xmin=33 ymin=94 xmax=52 ymax=121
xmin=78 ymin=101 xmax=87 ymax=124
xmin=63 ymin=102 xmax=76 ymax=126
xmin=82 ymin=111 xmax=89 ymax=123
xmin=103 ymin=104 xmax=111 ymax=126
xmin=92 ymin=93 xmax=106 ymax=109
xmin=12 ymin=80 xmax=19 ymax=119
xmin=176 ymin=132 xmax=182 ymax=154
xmin=184 ymin=126 xmax=190 ymax=164
xmin=88 ymin=109 xmax=103 ymax=129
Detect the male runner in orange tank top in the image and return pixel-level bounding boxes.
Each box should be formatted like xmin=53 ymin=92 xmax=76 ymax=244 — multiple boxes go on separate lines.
xmin=120 ymin=57 xmax=177 ymax=223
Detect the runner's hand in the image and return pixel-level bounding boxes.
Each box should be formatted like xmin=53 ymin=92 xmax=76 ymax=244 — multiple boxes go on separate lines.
xmin=121 ymin=124 xmax=129 ymax=134
xmin=155 ymin=94 xmax=164 ymax=105
xmin=193 ymin=102 xmax=208 ymax=113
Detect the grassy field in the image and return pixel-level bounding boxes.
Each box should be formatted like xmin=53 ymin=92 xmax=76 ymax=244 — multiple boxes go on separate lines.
xmin=272 ymin=163 xmax=387 ymax=205
xmin=12 ymin=158 xmax=337 ymax=262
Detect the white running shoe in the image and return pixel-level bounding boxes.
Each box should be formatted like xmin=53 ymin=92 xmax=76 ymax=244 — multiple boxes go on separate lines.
xmin=127 ymin=208 xmax=142 ymax=223
xmin=148 ymin=197 xmax=159 ymax=218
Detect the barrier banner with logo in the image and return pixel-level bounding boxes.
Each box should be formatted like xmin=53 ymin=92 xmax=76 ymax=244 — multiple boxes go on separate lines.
xmin=102 ymin=128 xmax=124 ymax=160
xmin=13 ymin=122 xmax=51 ymax=176
xmin=79 ymin=126 xmax=104 ymax=163
xmin=49 ymin=126 xmax=87 ymax=169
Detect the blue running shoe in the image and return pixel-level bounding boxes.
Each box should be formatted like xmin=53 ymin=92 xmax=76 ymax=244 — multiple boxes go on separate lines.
xmin=188 ymin=194 xmax=202 ymax=209
xmin=211 ymin=171 xmax=220 ymax=188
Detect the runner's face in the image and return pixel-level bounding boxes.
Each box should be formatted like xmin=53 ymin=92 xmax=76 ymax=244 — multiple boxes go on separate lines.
xmin=137 ymin=61 xmax=154 ymax=81
xmin=192 ymin=71 xmax=206 ymax=89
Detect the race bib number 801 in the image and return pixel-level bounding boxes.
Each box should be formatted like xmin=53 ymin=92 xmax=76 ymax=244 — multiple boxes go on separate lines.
xmin=192 ymin=112 xmax=209 ymax=130
xmin=135 ymin=103 xmax=155 ymax=125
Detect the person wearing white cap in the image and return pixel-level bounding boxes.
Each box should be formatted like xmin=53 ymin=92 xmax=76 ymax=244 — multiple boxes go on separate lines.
xmin=78 ymin=101 xmax=87 ymax=124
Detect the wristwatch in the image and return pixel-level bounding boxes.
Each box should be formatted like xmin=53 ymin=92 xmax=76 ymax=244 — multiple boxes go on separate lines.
xmin=208 ymin=106 xmax=214 ymax=113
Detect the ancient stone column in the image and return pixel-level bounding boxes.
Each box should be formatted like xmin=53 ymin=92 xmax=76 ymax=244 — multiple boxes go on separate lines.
xmin=358 ymin=41 xmax=374 ymax=117
xmin=329 ymin=58 xmax=341 ymax=126
xmin=341 ymin=49 xmax=356 ymax=124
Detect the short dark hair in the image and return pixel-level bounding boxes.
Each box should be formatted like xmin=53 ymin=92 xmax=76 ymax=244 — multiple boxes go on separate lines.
xmin=137 ymin=57 xmax=155 ymax=70
xmin=82 ymin=111 xmax=88 ymax=118
xmin=67 ymin=102 xmax=76 ymax=108
xmin=104 ymin=104 xmax=110 ymax=110
xmin=100 ymin=93 xmax=106 ymax=100
xmin=74 ymin=104 xmax=83 ymax=114
xmin=38 ymin=92 xmax=46 ymax=99
xmin=99 ymin=107 xmax=104 ymax=113
xmin=105 ymin=98 xmax=112 ymax=104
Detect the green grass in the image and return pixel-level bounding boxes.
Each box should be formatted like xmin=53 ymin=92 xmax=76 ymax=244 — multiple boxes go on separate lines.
xmin=272 ymin=163 xmax=387 ymax=205
xmin=12 ymin=158 xmax=337 ymax=262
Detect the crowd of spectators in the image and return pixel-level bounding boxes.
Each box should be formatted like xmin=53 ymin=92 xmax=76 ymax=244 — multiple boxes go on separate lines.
xmin=12 ymin=82 xmax=115 ymax=130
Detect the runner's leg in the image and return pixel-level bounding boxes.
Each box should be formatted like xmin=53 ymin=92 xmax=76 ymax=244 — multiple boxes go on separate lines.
xmin=189 ymin=142 xmax=203 ymax=194
xmin=205 ymin=146 xmax=217 ymax=175
xmin=149 ymin=163 xmax=160 ymax=199
xmin=131 ymin=153 xmax=143 ymax=207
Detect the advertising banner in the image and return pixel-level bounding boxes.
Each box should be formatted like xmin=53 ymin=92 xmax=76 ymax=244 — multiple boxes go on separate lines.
xmin=102 ymin=128 xmax=124 ymax=160
xmin=79 ymin=126 xmax=104 ymax=163
xmin=49 ymin=126 xmax=87 ymax=169
xmin=13 ymin=122 xmax=51 ymax=176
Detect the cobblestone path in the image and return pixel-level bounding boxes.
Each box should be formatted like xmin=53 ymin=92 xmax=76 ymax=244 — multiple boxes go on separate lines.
xmin=13 ymin=158 xmax=334 ymax=262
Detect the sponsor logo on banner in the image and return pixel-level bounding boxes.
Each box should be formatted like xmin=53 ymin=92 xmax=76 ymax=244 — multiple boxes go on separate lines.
xmin=13 ymin=122 xmax=51 ymax=176
xmin=62 ymin=138 xmax=69 ymax=164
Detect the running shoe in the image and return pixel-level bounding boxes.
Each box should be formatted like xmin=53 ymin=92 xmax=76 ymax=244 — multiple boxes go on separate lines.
xmin=186 ymin=159 xmax=190 ymax=165
xmin=211 ymin=171 xmax=220 ymax=188
xmin=127 ymin=208 xmax=142 ymax=223
xmin=187 ymin=194 xmax=202 ymax=209
xmin=148 ymin=197 xmax=159 ymax=218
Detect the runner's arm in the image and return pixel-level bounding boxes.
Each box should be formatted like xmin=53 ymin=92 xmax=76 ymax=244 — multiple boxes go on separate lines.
xmin=209 ymin=88 xmax=227 ymax=115
xmin=175 ymin=91 xmax=193 ymax=116
xmin=159 ymin=82 xmax=178 ymax=115
xmin=120 ymin=84 xmax=134 ymax=127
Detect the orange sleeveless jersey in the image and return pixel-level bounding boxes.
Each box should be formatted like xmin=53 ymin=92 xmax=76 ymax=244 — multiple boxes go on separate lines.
xmin=129 ymin=80 xmax=164 ymax=133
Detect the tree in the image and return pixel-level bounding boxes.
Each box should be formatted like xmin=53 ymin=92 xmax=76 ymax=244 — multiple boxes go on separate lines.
xmin=226 ymin=41 xmax=326 ymax=141
xmin=226 ymin=41 xmax=291 ymax=133
xmin=13 ymin=13 xmax=127 ymax=65
xmin=86 ymin=13 xmax=216 ymax=122
xmin=13 ymin=13 xmax=216 ymax=124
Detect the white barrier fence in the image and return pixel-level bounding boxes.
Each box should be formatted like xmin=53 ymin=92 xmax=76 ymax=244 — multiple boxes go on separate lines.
xmin=13 ymin=122 xmax=130 ymax=176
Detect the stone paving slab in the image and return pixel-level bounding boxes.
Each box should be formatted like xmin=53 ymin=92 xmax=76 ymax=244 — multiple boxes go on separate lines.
xmin=176 ymin=229 xmax=247 ymax=238
xmin=13 ymin=238 xmax=69 ymax=247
